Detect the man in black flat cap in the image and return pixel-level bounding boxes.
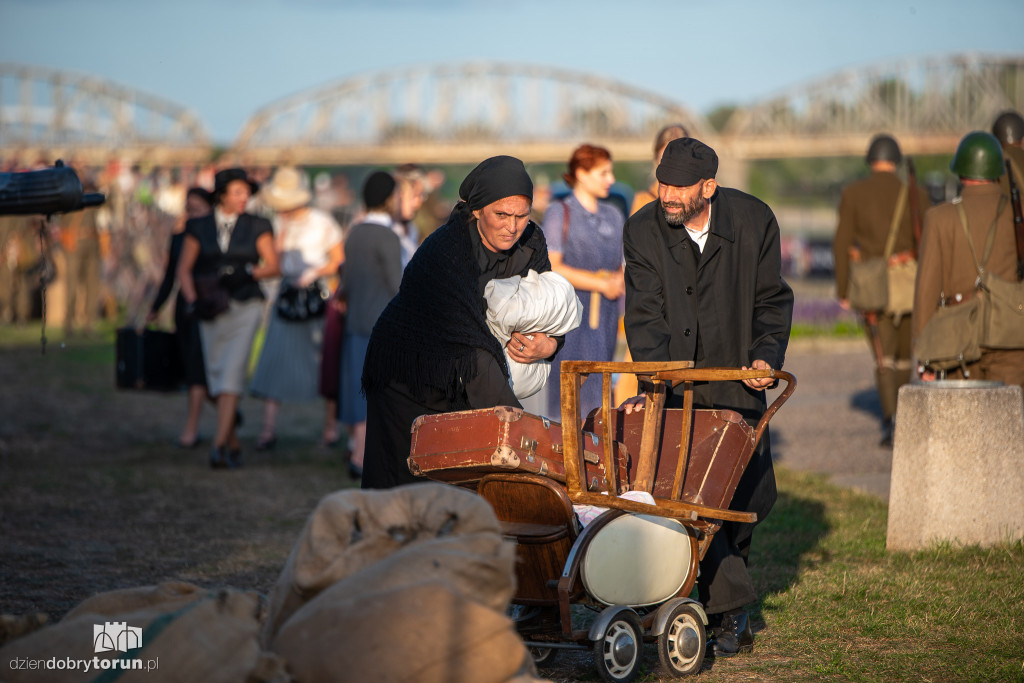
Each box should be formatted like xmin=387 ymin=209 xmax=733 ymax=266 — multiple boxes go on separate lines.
xmin=622 ymin=137 xmax=793 ymax=657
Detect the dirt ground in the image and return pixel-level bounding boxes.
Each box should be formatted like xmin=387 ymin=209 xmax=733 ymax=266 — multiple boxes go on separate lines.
xmin=0 ymin=327 xmax=882 ymax=682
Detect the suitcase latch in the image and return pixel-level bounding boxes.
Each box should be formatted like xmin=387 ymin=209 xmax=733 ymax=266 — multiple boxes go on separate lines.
xmin=519 ymin=436 xmax=537 ymax=456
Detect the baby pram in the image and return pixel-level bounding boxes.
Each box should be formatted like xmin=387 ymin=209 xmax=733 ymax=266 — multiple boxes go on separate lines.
xmin=408 ymin=361 xmax=796 ymax=680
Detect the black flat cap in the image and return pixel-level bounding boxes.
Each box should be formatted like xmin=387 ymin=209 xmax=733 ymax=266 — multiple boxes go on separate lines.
xmin=656 ymin=138 xmax=718 ymax=187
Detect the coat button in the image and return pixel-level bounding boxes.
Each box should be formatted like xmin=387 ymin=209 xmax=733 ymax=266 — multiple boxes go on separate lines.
xmin=684 ymin=329 xmax=692 ymax=336
xmin=686 ymin=286 xmax=694 ymax=295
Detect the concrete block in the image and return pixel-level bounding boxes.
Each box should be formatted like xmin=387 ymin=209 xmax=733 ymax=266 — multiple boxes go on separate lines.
xmin=887 ymin=381 xmax=1024 ymax=551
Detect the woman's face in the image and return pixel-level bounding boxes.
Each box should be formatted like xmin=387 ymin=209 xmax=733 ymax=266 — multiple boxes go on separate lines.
xmin=575 ymin=159 xmax=615 ymax=200
xmin=219 ymin=180 xmax=251 ymax=215
xmin=473 ymin=195 xmax=532 ymax=253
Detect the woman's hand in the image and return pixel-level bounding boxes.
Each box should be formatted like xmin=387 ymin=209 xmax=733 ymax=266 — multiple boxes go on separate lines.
xmin=507 ymin=331 xmax=557 ymax=364
xmin=602 ymin=270 xmax=625 ymax=300
xmin=617 ymin=393 xmax=646 ymax=414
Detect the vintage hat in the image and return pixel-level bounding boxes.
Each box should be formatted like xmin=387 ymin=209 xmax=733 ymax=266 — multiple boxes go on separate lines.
xmin=362 ymin=171 xmax=397 ymax=208
xmin=656 ymin=138 xmax=718 ymax=187
xmin=262 ymin=166 xmax=312 ymax=212
xmin=213 ymin=167 xmax=259 ymax=198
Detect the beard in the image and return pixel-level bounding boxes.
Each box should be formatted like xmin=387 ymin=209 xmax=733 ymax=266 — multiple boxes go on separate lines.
xmin=661 ymin=193 xmax=707 ymax=226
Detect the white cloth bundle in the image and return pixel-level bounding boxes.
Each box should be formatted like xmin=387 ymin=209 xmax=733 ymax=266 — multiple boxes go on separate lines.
xmin=484 ymin=269 xmax=582 ymax=399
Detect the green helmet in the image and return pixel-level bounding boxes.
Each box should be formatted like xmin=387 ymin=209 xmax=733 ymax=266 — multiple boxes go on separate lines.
xmin=866 ymin=134 xmax=901 ymax=164
xmin=992 ymin=111 xmax=1024 ymax=146
xmin=949 ymin=131 xmax=1004 ymax=180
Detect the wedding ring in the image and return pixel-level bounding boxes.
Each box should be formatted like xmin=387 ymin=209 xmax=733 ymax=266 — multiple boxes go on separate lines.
xmin=519 ymin=343 xmax=525 ymax=352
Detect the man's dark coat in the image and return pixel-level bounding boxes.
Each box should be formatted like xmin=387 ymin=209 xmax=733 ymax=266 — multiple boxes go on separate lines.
xmin=623 ymin=186 xmax=793 ymax=531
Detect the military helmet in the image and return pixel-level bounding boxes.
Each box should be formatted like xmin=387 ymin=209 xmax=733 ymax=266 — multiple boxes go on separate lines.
xmin=949 ymin=131 xmax=1005 ymax=180
xmin=991 ymin=111 xmax=1024 ymax=146
xmin=866 ymin=134 xmax=901 ymax=164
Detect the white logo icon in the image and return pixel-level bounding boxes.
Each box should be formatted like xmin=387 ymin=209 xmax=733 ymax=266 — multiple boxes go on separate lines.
xmin=93 ymin=622 xmax=143 ymax=653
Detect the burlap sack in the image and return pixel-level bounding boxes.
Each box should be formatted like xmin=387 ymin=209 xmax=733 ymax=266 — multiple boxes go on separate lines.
xmin=1 ymin=585 xmax=276 ymax=683
xmin=273 ymin=580 xmax=546 ymax=683
xmin=62 ymin=581 xmax=206 ymax=622
xmin=262 ymin=483 xmax=505 ymax=644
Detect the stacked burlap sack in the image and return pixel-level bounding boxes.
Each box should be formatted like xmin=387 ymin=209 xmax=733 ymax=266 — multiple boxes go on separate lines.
xmin=1 ymin=483 xmax=547 ymax=683
xmin=264 ymin=483 xmax=546 ymax=683
xmin=0 ymin=581 xmax=288 ymax=683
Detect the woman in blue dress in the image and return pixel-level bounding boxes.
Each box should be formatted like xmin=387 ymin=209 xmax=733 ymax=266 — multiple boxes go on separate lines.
xmin=542 ymin=144 xmax=626 ymax=420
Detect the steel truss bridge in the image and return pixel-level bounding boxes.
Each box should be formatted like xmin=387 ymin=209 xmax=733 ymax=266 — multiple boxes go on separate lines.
xmin=0 ymin=63 xmax=208 ymax=165
xmin=2 ymin=54 xmax=1022 ymax=171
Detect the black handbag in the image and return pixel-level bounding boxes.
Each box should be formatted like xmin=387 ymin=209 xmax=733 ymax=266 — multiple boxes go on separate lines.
xmin=276 ymin=279 xmax=328 ymax=322
xmin=193 ymin=272 xmax=230 ymax=321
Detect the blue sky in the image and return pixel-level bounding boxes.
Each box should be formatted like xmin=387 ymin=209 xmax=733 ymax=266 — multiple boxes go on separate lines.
xmin=1 ymin=0 xmax=1021 ymax=144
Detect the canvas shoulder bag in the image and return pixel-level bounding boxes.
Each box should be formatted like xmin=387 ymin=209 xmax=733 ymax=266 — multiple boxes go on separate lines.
xmin=847 ymin=185 xmax=912 ymax=313
xmin=967 ymin=195 xmax=1024 ymax=348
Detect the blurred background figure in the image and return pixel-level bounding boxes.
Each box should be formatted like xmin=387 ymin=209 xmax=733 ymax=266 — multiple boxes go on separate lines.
xmin=392 ymin=163 xmax=427 ymax=268
xmin=0 ymin=214 xmax=47 ymax=324
xmin=339 ymin=171 xmax=402 ymax=479
xmin=177 ymin=168 xmax=280 ymax=469
xmin=542 ymin=144 xmax=625 ymax=420
xmin=59 ymin=168 xmax=103 ymax=337
xmin=250 ymin=166 xmax=344 ymax=450
xmin=992 ymin=110 xmax=1024 ymax=197
xmin=833 ymin=134 xmax=928 ymax=446
xmin=148 ymin=187 xmax=214 ymax=448
xmin=614 ymin=124 xmax=689 ymax=407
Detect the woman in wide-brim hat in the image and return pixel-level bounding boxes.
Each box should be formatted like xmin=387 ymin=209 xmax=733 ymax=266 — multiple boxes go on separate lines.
xmin=249 ymin=166 xmax=344 ymax=451
xmin=359 ymin=155 xmax=568 ymax=490
xmin=177 ymin=167 xmax=280 ymax=469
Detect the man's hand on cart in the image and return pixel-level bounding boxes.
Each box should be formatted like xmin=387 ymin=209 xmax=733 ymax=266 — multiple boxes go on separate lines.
xmin=618 ymin=393 xmax=646 ymax=414
xmin=742 ymin=359 xmax=775 ymax=390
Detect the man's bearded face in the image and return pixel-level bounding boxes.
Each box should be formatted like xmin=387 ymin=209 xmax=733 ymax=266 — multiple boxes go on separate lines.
xmin=661 ymin=180 xmax=706 ymax=226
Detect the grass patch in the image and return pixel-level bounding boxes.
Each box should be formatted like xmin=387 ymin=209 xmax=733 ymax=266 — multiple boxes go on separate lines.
xmin=714 ymin=468 xmax=1024 ymax=682
xmin=790 ymin=320 xmax=863 ymax=339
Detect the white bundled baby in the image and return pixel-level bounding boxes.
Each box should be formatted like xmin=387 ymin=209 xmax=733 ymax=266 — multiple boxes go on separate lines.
xmin=484 ymin=269 xmax=583 ymax=399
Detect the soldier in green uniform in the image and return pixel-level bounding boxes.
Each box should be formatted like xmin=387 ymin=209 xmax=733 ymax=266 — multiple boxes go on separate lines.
xmin=833 ymin=135 xmax=929 ymax=446
xmin=914 ymin=131 xmax=1024 ymax=389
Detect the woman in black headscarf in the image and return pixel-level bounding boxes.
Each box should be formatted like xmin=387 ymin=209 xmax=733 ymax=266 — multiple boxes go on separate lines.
xmin=360 ymin=156 xmax=563 ymax=489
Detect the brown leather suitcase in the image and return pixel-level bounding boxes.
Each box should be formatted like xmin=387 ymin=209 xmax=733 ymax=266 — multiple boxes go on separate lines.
xmin=584 ymin=408 xmax=756 ymax=509
xmin=408 ymin=406 xmax=628 ymax=493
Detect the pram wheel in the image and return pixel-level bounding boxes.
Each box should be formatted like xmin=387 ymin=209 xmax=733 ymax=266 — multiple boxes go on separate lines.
xmin=593 ymin=608 xmax=643 ymax=682
xmin=658 ymin=603 xmax=706 ymax=676
xmin=528 ymin=645 xmax=558 ymax=667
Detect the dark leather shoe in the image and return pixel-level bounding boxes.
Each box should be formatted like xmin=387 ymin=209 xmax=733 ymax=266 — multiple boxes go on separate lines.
xmin=710 ymin=610 xmax=753 ymax=658
xmin=209 ymin=446 xmax=228 ymax=469
xmin=879 ymin=418 xmax=893 ymax=447
xmin=227 ymin=448 xmax=243 ymax=469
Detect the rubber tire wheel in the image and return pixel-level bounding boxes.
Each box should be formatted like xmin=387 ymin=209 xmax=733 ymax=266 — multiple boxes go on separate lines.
xmin=529 ymin=646 xmax=558 ymax=667
xmin=658 ymin=603 xmax=706 ymax=676
xmin=593 ymin=609 xmax=644 ymax=683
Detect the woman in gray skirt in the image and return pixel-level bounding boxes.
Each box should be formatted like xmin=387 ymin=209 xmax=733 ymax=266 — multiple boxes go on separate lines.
xmin=250 ymin=166 xmax=344 ymax=449
xmin=177 ymin=168 xmax=280 ymax=469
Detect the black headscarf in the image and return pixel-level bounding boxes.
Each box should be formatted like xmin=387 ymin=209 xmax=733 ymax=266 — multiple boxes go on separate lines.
xmin=458 ymin=155 xmax=534 ymax=211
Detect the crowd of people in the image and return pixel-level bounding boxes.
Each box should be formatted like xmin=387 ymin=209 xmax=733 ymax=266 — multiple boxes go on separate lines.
xmin=3 ymin=110 xmax=1023 ymax=660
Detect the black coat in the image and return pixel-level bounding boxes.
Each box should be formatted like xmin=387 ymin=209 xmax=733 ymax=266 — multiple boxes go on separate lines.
xmin=623 ymin=187 xmax=793 ymax=528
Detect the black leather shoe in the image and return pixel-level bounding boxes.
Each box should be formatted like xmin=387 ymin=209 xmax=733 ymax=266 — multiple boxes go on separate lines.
xmin=710 ymin=610 xmax=753 ymax=658
xmin=879 ymin=418 xmax=893 ymax=447
xmin=209 ymin=446 xmax=228 ymax=469
xmin=227 ymin=448 xmax=243 ymax=469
